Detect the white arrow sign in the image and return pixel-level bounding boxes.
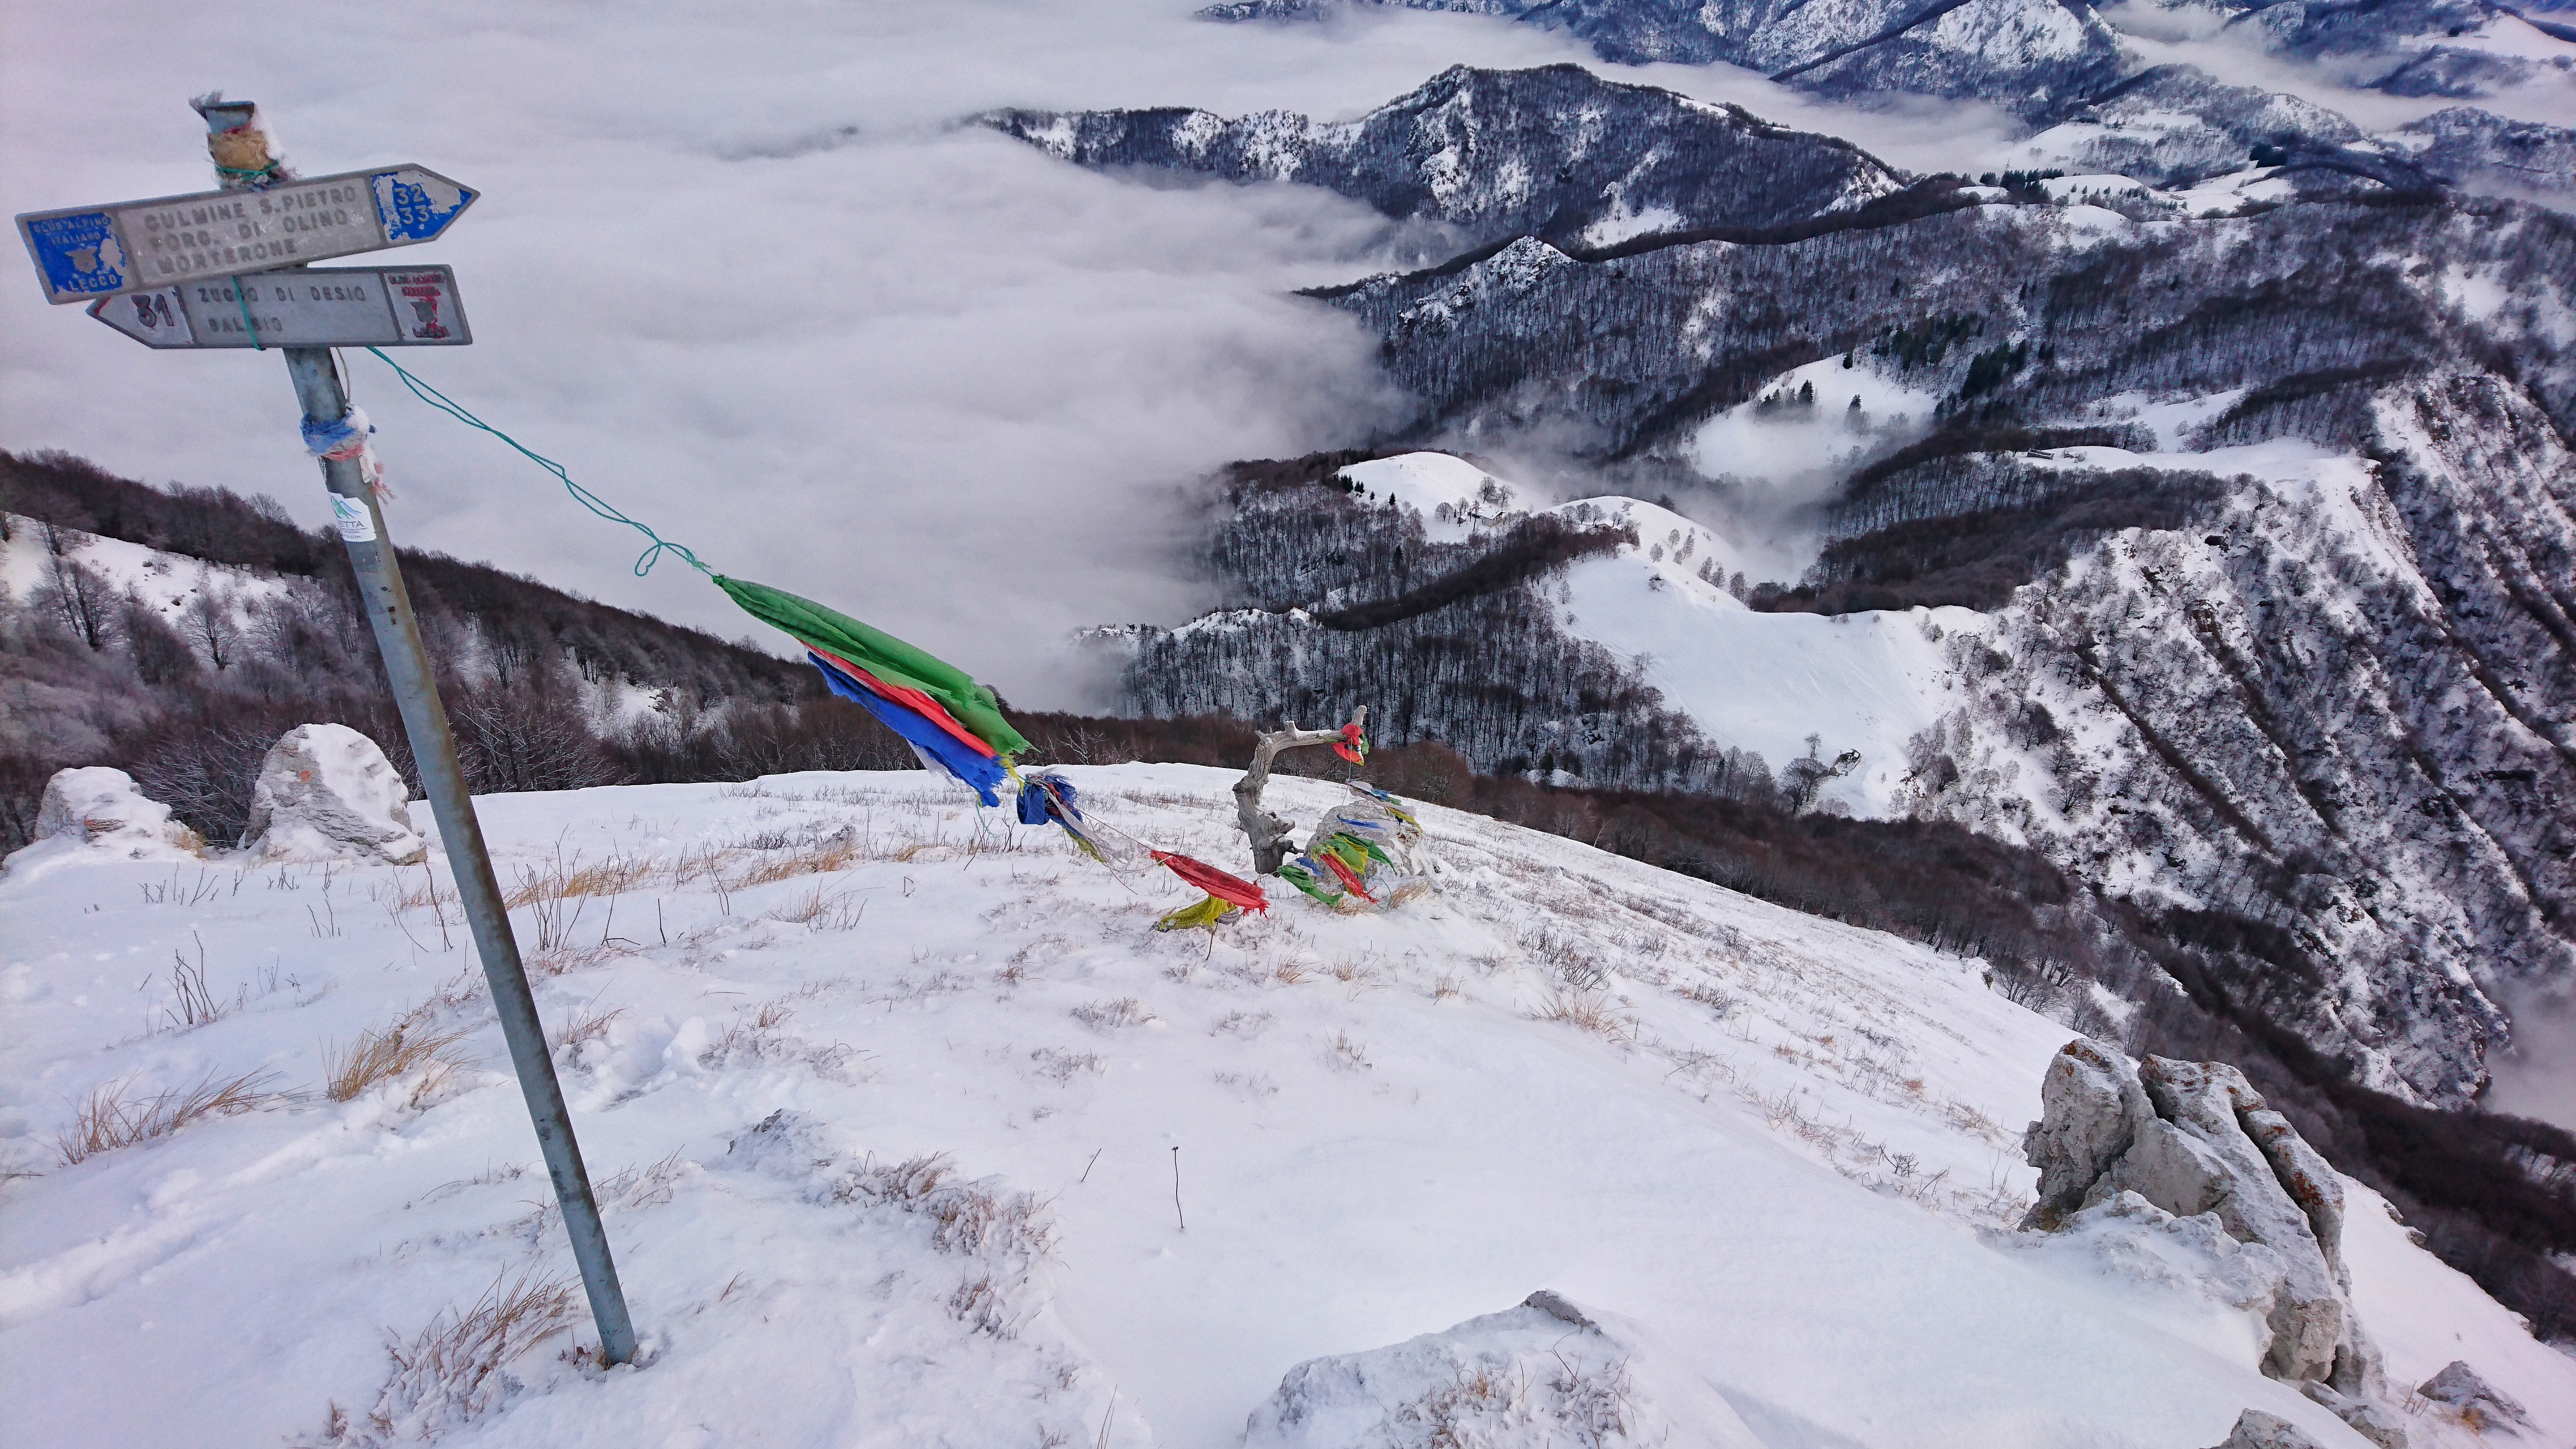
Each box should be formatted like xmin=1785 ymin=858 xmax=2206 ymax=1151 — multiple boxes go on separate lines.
xmin=16 ymin=166 xmax=476 ymax=305
xmin=90 ymin=265 xmax=472 ymax=350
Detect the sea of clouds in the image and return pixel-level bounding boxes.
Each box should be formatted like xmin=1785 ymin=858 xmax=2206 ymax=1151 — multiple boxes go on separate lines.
xmin=0 ymin=0 xmax=2496 ymax=704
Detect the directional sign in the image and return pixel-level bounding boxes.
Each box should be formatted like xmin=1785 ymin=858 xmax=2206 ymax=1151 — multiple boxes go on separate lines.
xmin=89 ymin=265 xmax=471 ymax=350
xmin=15 ymin=166 xmax=476 ymax=305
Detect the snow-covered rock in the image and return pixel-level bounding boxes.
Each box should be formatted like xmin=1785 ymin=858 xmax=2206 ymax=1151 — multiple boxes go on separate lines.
xmin=4 ymin=766 xmax=202 ymax=874
xmin=241 ymin=724 xmax=425 ymax=865
xmin=2205 ymin=1409 xmax=2331 ymax=1449
xmin=2020 ymin=1041 xmax=2394 ymax=1401
xmin=2415 ymin=1360 xmax=2533 ymax=1432
xmin=2020 ymin=1036 xmax=2156 ymax=1225
xmin=1241 ymin=1290 xmax=1768 ymax=1449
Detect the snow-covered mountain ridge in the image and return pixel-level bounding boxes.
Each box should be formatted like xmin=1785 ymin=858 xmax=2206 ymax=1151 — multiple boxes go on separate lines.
xmin=1201 ymin=0 xmax=2129 ymax=116
xmin=981 ymin=65 xmax=1907 ymax=257
xmin=1119 ymin=378 xmax=2571 ymax=1103
xmin=1200 ymin=0 xmax=2576 ymax=127
xmin=1010 ymin=58 xmax=2576 ymax=1108
xmin=5 ymin=764 xmax=2569 ymax=1446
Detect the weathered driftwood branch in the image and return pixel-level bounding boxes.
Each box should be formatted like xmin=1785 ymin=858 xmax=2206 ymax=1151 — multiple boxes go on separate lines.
xmin=1233 ymin=705 xmax=1367 ymax=875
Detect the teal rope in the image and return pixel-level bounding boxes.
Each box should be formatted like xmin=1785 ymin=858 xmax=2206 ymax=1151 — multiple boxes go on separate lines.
xmin=233 ymin=279 xmax=264 ymax=351
xmin=361 ymin=347 xmax=713 ymax=578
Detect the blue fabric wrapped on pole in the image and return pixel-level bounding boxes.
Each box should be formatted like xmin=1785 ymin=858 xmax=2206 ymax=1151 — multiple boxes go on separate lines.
xmin=300 ymin=408 xmax=374 ymax=460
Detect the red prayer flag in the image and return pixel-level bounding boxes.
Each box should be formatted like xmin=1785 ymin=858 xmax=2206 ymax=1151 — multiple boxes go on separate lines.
xmin=802 ymin=641 xmax=997 ymax=759
xmin=1151 ymin=851 xmax=1269 ymax=912
xmin=1318 ymin=850 xmax=1376 ymax=901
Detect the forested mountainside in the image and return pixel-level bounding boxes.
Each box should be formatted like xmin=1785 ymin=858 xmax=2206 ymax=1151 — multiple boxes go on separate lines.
xmin=0 ymin=452 xmax=1258 ymax=856
xmin=1019 ymin=65 xmax=2576 ymax=1122
xmin=1113 ymin=450 xmax=1783 ymax=801
xmin=981 ymin=65 xmax=1903 ymax=254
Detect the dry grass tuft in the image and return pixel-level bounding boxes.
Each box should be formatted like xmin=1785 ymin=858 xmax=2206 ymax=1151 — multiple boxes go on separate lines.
xmin=827 ymin=1152 xmax=1059 ymax=1262
xmin=1431 ymin=973 xmax=1463 ymax=1003
xmin=1676 ymin=980 xmax=1739 ymax=1017
xmin=310 ymin=1271 xmax=578 ymax=1445
xmin=1070 ymin=997 xmax=1154 ymax=1032
xmin=1533 ymin=987 xmax=1638 ymax=1043
xmin=1030 ymin=1048 xmax=1104 ymax=1085
xmin=548 ymin=1005 xmax=624 ymax=1061
xmin=1398 ymin=1364 xmax=1532 ymax=1442
xmin=325 ymin=1020 xmax=475 ymax=1103
xmin=503 ymin=851 xmax=653 ymax=909
xmin=523 ymin=942 xmax=626 ymax=978
xmin=768 ymin=882 xmax=867 ymax=930
xmin=696 ymin=1000 xmax=864 ymax=1079
xmin=730 ymin=839 xmax=860 ymax=888
xmin=57 ymin=1069 xmax=286 ymax=1164
xmin=159 ymin=932 xmax=235 ymax=1031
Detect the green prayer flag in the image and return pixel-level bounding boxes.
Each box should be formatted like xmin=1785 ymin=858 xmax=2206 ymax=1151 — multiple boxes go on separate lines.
xmin=716 ymin=575 xmax=1033 ymax=759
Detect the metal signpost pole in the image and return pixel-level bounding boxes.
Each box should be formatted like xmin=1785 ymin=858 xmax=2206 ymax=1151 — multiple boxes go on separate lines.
xmin=184 ymin=102 xmax=640 ymax=1364
xmin=278 ymin=349 xmax=639 ymax=1365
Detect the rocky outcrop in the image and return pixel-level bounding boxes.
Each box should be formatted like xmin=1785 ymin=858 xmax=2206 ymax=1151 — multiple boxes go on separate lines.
xmin=241 ymin=724 xmax=426 ymax=865
xmin=2204 ymin=1409 xmax=2328 ymax=1449
xmin=2022 ymin=1037 xmax=2158 ymax=1218
xmin=3 ymin=767 xmax=204 ymax=874
xmin=2022 ymin=1041 xmax=2400 ymax=1434
xmin=2417 ymin=1360 xmax=2532 ymax=1432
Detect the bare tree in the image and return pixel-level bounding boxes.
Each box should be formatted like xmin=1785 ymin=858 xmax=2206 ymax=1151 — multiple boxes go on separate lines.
xmin=451 ymin=687 xmax=620 ymax=794
xmin=184 ymin=570 xmax=238 ymax=670
xmin=119 ymin=586 xmax=198 ymax=685
xmin=38 ymin=548 xmax=116 ymax=651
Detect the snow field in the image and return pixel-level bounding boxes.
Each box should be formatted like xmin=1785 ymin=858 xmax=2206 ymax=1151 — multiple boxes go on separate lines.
xmin=1528 ymin=495 xmax=1974 ymax=817
xmin=1690 ymin=356 xmax=1940 ymax=494
xmin=1334 ymin=452 xmax=1523 ymax=543
xmin=1319 ymin=456 xmax=1981 ymax=816
xmin=0 ymin=764 xmax=2548 ymax=1447
xmin=0 ymin=511 xmax=294 ymax=640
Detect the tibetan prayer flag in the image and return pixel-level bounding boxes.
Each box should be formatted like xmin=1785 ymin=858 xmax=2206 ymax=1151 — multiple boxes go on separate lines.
xmin=1155 ymin=895 xmax=1237 ymax=932
xmin=1332 ymin=721 xmax=1368 ymax=764
xmin=1276 ymin=859 xmax=1344 ymax=906
xmin=1317 ymin=849 xmax=1377 ymax=901
xmin=1151 ymin=851 xmax=1268 ymax=913
xmin=717 ymin=576 xmax=1033 ymax=760
xmin=808 ymin=652 xmax=1008 ymax=806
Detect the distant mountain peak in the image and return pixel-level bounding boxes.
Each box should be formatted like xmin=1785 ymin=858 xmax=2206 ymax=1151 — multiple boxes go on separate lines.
xmin=981 ymin=65 xmax=1906 ymax=254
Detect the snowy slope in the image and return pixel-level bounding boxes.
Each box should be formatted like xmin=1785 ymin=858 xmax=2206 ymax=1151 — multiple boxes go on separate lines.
xmin=1324 ymin=458 xmax=1974 ymax=814
xmin=1692 ymin=356 xmax=1940 ymax=494
xmin=1541 ymin=498 xmax=1975 ymax=815
xmin=8 ymin=763 xmax=2564 ymax=1447
xmin=0 ymin=512 xmax=293 ymax=632
xmin=1336 ymin=452 xmax=1523 ymax=542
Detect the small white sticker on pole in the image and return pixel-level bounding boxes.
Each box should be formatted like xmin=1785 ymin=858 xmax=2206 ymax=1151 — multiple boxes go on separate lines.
xmin=332 ymin=493 xmax=378 ymax=542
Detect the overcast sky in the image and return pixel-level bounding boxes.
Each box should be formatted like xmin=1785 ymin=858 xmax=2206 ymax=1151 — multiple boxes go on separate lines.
xmin=0 ymin=0 xmax=2479 ymax=706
